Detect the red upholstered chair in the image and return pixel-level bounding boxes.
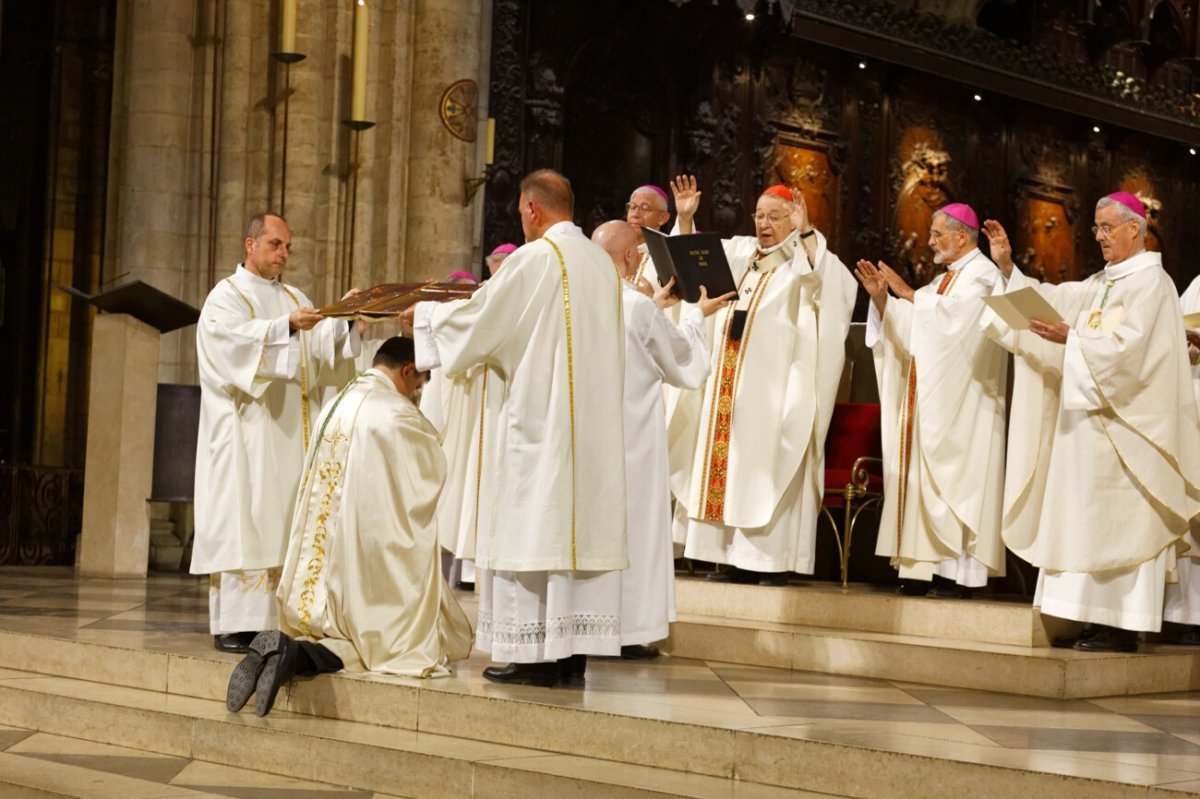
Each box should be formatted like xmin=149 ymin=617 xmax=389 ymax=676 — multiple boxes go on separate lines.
xmin=821 ymin=402 xmax=884 ymax=588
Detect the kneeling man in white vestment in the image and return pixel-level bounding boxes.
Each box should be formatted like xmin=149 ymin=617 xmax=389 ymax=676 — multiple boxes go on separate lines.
xmin=402 ymin=169 xmax=628 ymax=687
xmin=982 ymin=193 xmax=1200 ymax=652
xmin=593 ymin=220 xmax=732 ymax=659
xmin=225 ymin=337 xmax=473 ymax=716
xmin=856 ymin=203 xmax=1008 ymax=600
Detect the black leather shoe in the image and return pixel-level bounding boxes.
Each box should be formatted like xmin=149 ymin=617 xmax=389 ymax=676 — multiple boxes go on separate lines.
xmin=926 ymin=583 xmax=973 ymax=600
xmin=214 ymin=632 xmax=258 ymax=654
xmin=558 ymin=654 xmax=587 ymax=686
xmin=621 ymin=644 xmax=660 ymax=660
xmin=1074 ymin=627 xmax=1138 ymax=653
xmin=482 ymin=662 xmax=560 ymax=687
xmin=1162 ymin=625 xmax=1200 ymax=645
xmin=706 ymin=567 xmax=758 ymax=584
xmin=758 ymin=573 xmax=789 ymax=587
xmin=895 ymin=581 xmax=931 ymax=596
xmin=253 ymin=631 xmax=301 ymax=716
xmin=1052 ymin=623 xmax=1098 ymax=649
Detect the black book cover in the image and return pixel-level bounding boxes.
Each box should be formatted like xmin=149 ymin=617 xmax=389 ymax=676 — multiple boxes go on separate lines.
xmin=641 ymin=229 xmax=737 ymax=303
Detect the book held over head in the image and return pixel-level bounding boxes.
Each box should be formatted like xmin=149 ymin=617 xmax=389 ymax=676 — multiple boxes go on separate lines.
xmin=319 ymin=281 xmax=479 ymax=320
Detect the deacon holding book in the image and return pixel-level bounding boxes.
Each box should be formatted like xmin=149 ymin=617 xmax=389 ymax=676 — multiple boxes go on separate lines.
xmin=401 ymin=169 xmax=627 ymax=686
xmin=982 ymin=193 xmax=1200 ymax=651
xmin=193 ymin=213 xmax=361 ymax=654
xmin=855 ymin=203 xmax=1008 ymax=599
xmin=592 ymin=220 xmax=730 ymax=657
xmin=671 ymin=176 xmax=857 ymax=585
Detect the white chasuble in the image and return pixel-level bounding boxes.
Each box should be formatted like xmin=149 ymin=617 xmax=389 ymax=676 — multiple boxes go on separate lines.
xmin=986 ymin=252 xmax=1200 ymax=630
xmin=681 ymin=230 xmax=857 ymax=573
xmin=192 ymin=265 xmax=358 ymax=578
xmin=420 ymin=363 xmax=499 ymax=565
xmin=620 ymin=282 xmax=711 ymax=645
xmin=277 ymin=369 xmax=472 ymax=676
xmin=412 ymin=221 xmax=627 ymax=661
xmin=868 ymin=249 xmax=1008 ymax=585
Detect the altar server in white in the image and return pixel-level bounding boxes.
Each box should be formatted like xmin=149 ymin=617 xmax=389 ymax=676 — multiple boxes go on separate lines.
xmin=856 ymin=203 xmax=1007 ymax=599
xmin=403 ymin=169 xmax=627 ymax=686
xmin=592 ymin=220 xmax=730 ymax=657
xmin=193 ymin=213 xmax=359 ymax=654
xmin=672 ymin=179 xmax=858 ymax=585
xmin=982 ymin=193 xmax=1200 ymax=651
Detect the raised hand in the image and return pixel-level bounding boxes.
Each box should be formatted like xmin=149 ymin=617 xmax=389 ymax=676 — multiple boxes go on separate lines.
xmin=670 ymin=175 xmax=702 ymax=222
xmin=653 ymin=277 xmax=681 ymax=311
xmin=854 ymin=259 xmax=888 ymax=299
xmin=789 ymin=189 xmax=811 ymax=235
xmin=982 ymin=220 xmax=1014 ymax=278
xmin=877 ymin=261 xmax=915 ymax=302
xmin=634 ymin=276 xmax=655 ymax=298
xmin=398 ymin=306 xmax=415 ymax=338
xmin=696 ymin=284 xmax=737 ymax=318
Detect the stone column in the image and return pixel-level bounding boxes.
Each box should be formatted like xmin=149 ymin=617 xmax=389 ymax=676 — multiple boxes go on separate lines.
xmin=402 ymin=0 xmax=489 ymax=282
xmin=78 ymin=314 xmax=159 ymax=578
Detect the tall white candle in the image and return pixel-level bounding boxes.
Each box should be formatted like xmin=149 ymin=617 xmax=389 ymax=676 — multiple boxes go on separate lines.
xmin=351 ymin=0 xmax=369 ymax=121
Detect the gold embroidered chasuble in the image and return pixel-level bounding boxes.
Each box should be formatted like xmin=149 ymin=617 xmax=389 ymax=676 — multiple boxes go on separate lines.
xmin=277 ymin=369 xmax=472 ymax=676
xmin=192 ymin=265 xmax=357 ymax=576
xmin=987 ymin=251 xmax=1200 ymax=576
xmin=676 ymin=229 xmax=857 ymax=573
xmin=418 ymin=221 xmax=628 ymax=573
xmin=869 ymin=249 xmax=1009 ymax=577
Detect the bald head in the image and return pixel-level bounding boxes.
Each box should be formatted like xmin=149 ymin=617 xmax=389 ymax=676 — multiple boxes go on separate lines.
xmin=592 ymin=220 xmax=640 ymax=279
xmin=518 ymin=169 xmax=574 ymax=241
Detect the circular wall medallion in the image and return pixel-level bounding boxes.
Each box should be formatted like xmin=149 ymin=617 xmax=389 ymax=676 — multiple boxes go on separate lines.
xmin=440 ymin=79 xmax=479 ymax=142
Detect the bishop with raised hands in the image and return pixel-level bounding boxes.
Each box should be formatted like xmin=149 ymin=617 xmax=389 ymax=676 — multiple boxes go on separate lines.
xmin=982 ymin=194 xmax=1200 ymax=651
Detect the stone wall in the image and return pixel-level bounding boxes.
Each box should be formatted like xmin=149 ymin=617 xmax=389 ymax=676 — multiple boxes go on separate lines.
xmin=103 ymin=0 xmax=493 ymax=386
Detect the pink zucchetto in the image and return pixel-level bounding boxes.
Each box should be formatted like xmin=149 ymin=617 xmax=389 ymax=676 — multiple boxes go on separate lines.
xmin=445 ymin=271 xmax=479 ymax=284
xmin=1105 ymin=191 xmax=1146 ymax=219
xmin=490 ymin=243 xmax=518 ymax=256
xmin=634 ymin=185 xmax=670 ymax=204
xmin=937 ymin=203 xmax=980 ymax=230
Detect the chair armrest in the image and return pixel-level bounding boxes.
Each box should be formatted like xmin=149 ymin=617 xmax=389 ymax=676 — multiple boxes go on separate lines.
xmin=848 ymin=456 xmax=883 ymax=499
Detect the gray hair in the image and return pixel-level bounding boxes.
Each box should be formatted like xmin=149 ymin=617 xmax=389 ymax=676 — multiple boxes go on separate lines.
xmin=932 ymin=210 xmax=979 ymax=243
xmin=629 ymin=186 xmax=668 ymax=212
xmin=1096 ymin=196 xmax=1145 ymax=235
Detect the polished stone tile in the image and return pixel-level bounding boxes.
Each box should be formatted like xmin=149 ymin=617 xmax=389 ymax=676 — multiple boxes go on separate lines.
xmin=0 ymin=750 xmax=203 ymax=798
xmin=9 ymin=731 xmax=191 ymax=783
xmin=974 ymin=725 xmax=1200 ymax=756
xmin=172 ymin=760 xmax=374 ymax=797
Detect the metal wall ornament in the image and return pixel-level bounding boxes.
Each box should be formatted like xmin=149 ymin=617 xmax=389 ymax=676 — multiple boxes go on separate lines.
xmin=440 ymin=79 xmax=480 ymax=142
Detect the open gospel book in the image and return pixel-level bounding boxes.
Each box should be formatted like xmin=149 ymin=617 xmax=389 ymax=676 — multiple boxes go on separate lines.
xmin=319 ymin=281 xmax=479 ymax=320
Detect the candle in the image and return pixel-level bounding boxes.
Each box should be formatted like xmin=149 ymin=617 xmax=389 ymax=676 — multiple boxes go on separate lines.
xmin=485 ymin=117 xmax=495 ymax=165
xmin=351 ymin=0 xmax=369 ymax=121
xmin=281 ymin=0 xmax=297 ymax=53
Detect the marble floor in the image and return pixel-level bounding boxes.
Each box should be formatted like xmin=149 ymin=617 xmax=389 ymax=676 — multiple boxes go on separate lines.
xmin=2 ymin=568 xmax=1200 ymax=798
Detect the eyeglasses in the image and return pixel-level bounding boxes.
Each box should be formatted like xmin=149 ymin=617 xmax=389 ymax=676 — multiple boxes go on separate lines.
xmin=1090 ymin=221 xmax=1129 ymax=237
xmin=626 ymin=202 xmax=664 ymax=214
xmin=752 ymin=213 xmax=787 ymax=225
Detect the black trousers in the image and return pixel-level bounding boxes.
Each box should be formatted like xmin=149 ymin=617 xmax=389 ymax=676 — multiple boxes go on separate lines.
xmin=295 ymin=640 xmax=344 ymax=676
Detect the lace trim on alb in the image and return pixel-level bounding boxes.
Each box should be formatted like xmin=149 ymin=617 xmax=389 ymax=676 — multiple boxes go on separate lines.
xmin=477 ymin=612 xmax=620 ymax=646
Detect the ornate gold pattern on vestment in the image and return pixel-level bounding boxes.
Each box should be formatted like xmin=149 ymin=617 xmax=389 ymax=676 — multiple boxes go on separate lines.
xmin=542 ymin=237 xmax=578 ymax=568
xmin=697 ymin=266 xmax=776 ymax=521
xmin=296 ymin=435 xmax=347 ymax=637
xmin=1087 ymin=279 xmax=1116 ymax=330
xmin=472 ymin=372 xmax=488 ymax=548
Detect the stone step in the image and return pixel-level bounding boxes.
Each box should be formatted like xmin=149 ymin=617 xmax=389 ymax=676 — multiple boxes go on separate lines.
xmin=673 ymin=577 xmax=1069 ymax=647
xmin=665 ymin=611 xmax=1200 ymax=699
xmin=0 ymin=629 xmax=1197 ymax=799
